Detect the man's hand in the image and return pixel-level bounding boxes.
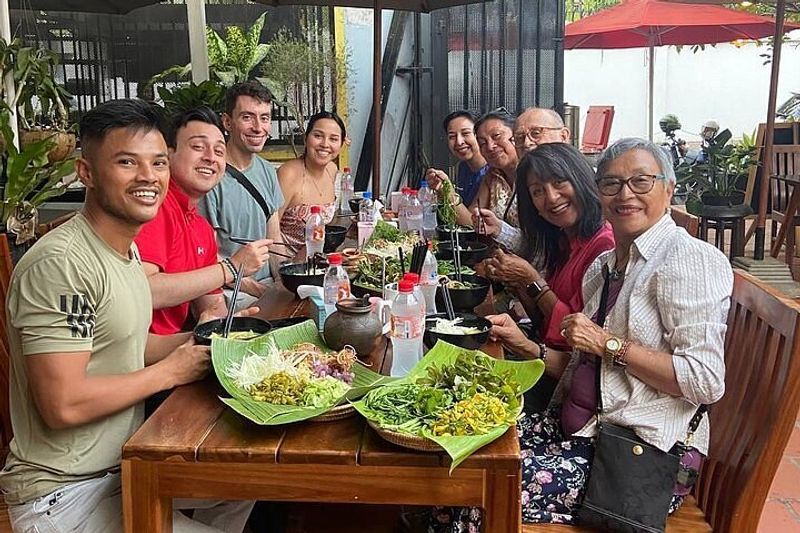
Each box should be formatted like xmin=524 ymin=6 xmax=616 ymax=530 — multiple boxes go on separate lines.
xmin=160 ymin=339 xmax=211 ymax=387
xmin=483 ymin=248 xmax=539 ymax=288
xmin=559 ymin=313 xmax=609 ymax=357
xmin=196 ymin=304 xmax=261 ymax=326
xmin=471 ymin=208 xmax=501 ymax=238
xmin=425 ymin=168 xmax=449 ymax=192
xmin=230 ymin=239 xmax=273 ymax=277
xmin=487 ymin=313 xmax=540 ymax=358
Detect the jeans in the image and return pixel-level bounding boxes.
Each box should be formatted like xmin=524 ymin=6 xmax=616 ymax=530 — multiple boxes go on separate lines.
xmin=7 ymin=472 xmax=254 ymax=533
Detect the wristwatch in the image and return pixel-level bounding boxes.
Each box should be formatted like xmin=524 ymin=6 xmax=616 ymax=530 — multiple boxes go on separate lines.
xmin=525 ymin=279 xmax=549 ymax=301
xmin=603 ymin=335 xmax=629 ymax=367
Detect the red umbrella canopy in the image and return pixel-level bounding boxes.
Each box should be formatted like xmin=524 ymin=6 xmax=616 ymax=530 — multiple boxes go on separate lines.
xmin=565 ymin=0 xmax=800 ymax=49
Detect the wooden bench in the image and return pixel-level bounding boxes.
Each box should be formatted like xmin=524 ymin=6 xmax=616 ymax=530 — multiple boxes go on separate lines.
xmin=522 ymin=270 xmax=800 ymax=533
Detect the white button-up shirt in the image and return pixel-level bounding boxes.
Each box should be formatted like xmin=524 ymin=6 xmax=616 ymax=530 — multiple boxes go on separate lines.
xmin=563 ymin=213 xmax=733 ymax=454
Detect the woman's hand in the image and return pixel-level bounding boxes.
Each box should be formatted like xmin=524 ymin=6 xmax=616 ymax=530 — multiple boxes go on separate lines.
xmin=483 ymin=248 xmax=539 ymax=288
xmin=471 ymin=208 xmax=501 ymax=238
xmin=559 ymin=313 xmax=609 ymax=357
xmin=487 ymin=313 xmax=540 ymax=358
xmin=424 ymin=168 xmax=449 ymax=192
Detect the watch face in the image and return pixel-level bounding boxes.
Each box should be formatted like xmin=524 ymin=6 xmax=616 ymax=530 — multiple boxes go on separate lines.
xmin=606 ymin=337 xmax=622 ymax=352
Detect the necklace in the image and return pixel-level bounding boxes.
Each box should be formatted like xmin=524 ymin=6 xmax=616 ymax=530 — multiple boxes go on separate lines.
xmin=302 ymin=160 xmax=326 ymax=200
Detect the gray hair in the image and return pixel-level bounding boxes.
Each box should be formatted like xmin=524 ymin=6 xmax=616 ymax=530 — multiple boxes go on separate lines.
xmin=596 ymin=137 xmax=676 ymax=186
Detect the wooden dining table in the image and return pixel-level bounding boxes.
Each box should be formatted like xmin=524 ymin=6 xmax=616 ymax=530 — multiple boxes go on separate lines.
xmin=121 ymin=283 xmax=522 ymax=533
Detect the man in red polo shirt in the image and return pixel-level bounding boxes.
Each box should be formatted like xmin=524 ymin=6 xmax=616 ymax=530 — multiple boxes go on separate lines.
xmin=135 ymin=107 xmax=272 ymax=334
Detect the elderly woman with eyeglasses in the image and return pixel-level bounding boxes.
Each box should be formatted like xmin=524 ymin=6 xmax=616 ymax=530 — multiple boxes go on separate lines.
xmin=447 ymin=138 xmax=733 ymax=529
xmin=427 ymin=109 xmax=521 ymax=228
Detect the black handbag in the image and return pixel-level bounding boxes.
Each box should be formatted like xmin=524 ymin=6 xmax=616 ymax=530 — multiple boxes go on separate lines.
xmin=576 ymin=265 xmax=704 ymax=533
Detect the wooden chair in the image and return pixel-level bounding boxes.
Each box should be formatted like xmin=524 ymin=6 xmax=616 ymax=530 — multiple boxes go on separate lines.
xmin=522 ymin=270 xmax=800 ymax=533
xmin=670 ymin=206 xmax=700 ymax=238
xmin=769 ymin=145 xmax=800 ymax=261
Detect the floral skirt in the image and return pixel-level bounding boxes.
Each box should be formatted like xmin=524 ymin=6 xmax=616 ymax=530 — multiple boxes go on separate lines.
xmin=429 ymin=411 xmax=686 ymax=532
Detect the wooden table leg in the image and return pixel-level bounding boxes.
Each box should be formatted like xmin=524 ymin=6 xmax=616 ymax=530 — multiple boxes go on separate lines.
xmin=122 ymin=459 xmax=172 ymax=533
xmin=483 ymin=468 xmax=521 ymax=533
xmin=732 ymin=218 xmax=745 ymax=259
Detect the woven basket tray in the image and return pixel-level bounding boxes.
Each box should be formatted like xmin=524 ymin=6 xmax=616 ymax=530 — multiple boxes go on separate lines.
xmin=367 ymin=420 xmax=443 ymax=452
xmin=309 ymin=403 xmax=356 ymax=423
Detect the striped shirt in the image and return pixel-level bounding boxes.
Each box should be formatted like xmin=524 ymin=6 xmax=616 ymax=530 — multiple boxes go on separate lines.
xmin=562 ymin=213 xmax=733 ymax=454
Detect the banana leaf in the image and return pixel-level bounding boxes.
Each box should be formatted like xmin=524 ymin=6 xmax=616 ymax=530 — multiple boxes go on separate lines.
xmin=212 ymin=319 xmax=394 ymax=425
xmin=352 ymin=340 xmax=545 ymax=471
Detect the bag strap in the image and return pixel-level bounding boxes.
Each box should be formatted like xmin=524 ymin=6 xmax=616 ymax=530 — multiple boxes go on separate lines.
xmin=593 ymin=264 xmax=706 ymax=442
xmin=225 ymin=163 xmax=272 ymax=221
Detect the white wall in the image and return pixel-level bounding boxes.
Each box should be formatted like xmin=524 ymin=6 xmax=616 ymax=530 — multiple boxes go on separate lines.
xmin=564 ymin=31 xmax=800 ymax=144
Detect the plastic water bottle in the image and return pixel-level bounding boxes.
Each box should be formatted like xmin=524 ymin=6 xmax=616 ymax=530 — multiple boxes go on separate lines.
xmin=359 ymin=191 xmax=375 ymax=223
xmin=323 ymin=253 xmax=351 ymax=316
xmin=341 ymin=167 xmax=354 ymax=214
xmin=418 ymin=180 xmax=437 ymax=239
xmin=402 ymin=272 xmax=426 ymax=317
xmin=419 ymin=243 xmax=438 ymax=314
xmin=398 ymin=187 xmax=411 ymax=231
xmin=390 ymin=280 xmax=424 ymax=377
xmin=305 ymin=205 xmax=325 ymax=258
xmin=405 ymin=190 xmax=424 ymax=234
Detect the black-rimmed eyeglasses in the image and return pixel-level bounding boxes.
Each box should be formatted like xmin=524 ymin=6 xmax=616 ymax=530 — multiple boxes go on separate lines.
xmin=596 ymin=174 xmax=666 ymax=196
xmin=513 ymin=126 xmax=564 ymax=145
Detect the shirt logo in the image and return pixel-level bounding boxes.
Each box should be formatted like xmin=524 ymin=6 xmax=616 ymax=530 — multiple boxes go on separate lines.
xmin=197 ymin=246 xmax=205 ymax=256
xmin=60 ymin=294 xmax=96 ymax=338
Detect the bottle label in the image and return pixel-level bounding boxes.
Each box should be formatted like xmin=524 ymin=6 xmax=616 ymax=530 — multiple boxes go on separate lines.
xmin=312 ymin=226 xmax=325 ymax=242
xmin=391 ymin=315 xmax=422 ymax=339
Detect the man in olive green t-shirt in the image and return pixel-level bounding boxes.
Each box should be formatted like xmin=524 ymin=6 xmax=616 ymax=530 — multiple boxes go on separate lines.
xmin=0 ymin=99 xmax=253 ymax=533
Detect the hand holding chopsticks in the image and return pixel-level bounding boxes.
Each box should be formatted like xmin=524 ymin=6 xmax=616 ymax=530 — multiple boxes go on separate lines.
xmin=230 ymin=236 xmax=293 ymax=259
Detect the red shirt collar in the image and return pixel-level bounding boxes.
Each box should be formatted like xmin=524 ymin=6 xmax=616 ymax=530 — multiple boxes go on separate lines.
xmin=168 ymin=180 xmax=196 ymax=217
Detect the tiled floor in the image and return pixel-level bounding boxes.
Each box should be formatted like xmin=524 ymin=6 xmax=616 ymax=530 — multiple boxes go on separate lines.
xmin=758 ymin=419 xmax=800 ymax=532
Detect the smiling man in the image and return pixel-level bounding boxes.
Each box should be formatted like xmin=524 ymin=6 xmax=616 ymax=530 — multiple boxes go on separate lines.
xmin=199 ymin=82 xmax=285 ymax=309
xmin=135 ymin=107 xmax=272 ymax=335
xmin=0 ymin=99 xmax=254 ymax=532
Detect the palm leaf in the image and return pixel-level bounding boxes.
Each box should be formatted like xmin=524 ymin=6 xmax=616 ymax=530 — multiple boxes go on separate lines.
xmin=352 ymin=340 xmax=544 ymax=471
xmin=212 ymin=320 xmax=393 ymax=425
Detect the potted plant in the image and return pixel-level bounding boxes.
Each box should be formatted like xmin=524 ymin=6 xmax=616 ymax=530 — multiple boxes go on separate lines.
xmin=156 ymin=80 xmax=226 ymax=117
xmin=679 ymin=129 xmax=757 ymax=215
xmin=0 ymin=37 xmax=76 ymax=162
xmin=0 ymin=108 xmax=76 ymax=252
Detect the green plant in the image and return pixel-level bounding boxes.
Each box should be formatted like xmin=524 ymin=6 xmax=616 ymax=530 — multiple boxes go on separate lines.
xmin=0 ymin=37 xmax=73 ymax=131
xmin=157 ymin=81 xmax=226 ymax=117
xmin=148 ymin=13 xmax=270 ymax=88
xmin=0 ymin=108 xmax=75 ymax=241
xmin=678 ymin=129 xmax=757 ymax=209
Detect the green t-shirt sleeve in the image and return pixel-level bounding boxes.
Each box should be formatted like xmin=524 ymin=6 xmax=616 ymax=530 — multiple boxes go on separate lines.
xmin=8 ymin=255 xmax=97 ymax=355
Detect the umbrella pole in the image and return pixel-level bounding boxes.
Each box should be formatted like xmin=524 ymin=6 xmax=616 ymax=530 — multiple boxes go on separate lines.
xmin=0 ymin=0 xmax=18 ymax=148
xmin=648 ymin=44 xmax=654 ymax=142
xmin=755 ymin=0 xmax=786 ymax=261
xmin=186 ymin=0 xmax=209 ymax=83
xmin=372 ymin=1 xmax=382 ymax=197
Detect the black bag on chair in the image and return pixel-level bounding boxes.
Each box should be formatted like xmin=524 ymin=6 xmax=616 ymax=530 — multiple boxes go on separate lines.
xmin=576 ymin=266 xmax=704 ymax=533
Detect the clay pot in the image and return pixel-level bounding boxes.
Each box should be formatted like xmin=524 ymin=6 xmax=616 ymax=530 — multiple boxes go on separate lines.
xmin=20 ymin=130 xmax=76 ymax=162
xmin=323 ymin=298 xmax=383 ymax=360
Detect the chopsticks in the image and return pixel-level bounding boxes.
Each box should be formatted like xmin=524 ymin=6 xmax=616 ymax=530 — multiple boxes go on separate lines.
xmin=229 ymin=236 xmax=294 ymax=259
xmin=398 ymin=247 xmax=406 ymax=276
xmin=439 ymin=277 xmax=456 ymax=320
xmin=451 ymin=229 xmax=463 ymax=283
xmin=410 ymin=239 xmax=428 ymax=276
xmin=222 ymin=263 xmax=245 ymax=338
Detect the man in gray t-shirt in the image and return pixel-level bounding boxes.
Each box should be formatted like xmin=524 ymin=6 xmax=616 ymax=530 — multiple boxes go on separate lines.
xmin=199 ymin=81 xmax=285 ymax=301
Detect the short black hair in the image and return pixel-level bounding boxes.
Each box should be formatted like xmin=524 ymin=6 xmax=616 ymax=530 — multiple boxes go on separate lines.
xmin=224 ymin=80 xmax=273 ymax=116
xmin=79 ymin=99 xmax=164 ymax=155
xmin=305 ymin=110 xmax=346 ymax=139
xmin=442 ymin=110 xmax=476 ymax=133
xmin=474 ymin=109 xmax=515 ymax=134
xmin=166 ymin=106 xmax=225 ymax=148
xmin=516 ymin=142 xmax=604 ymax=274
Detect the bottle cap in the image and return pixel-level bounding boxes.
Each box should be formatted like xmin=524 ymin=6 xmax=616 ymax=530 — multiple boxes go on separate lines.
xmin=409 ymin=190 xmax=418 ymax=196
xmin=398 ymin=280 xmax=414 ymax=293
xmin=421 ymin=180 xmax=428 ymax=188
xmin=310 ymin=205 xmax=321 ymax=214
xmin=402 ymin=187 xmax=411 ymax=194
xmin=328 ymin=253 xmax=343 ymax=265
xmin=343 ymin=167 xmax=351 ymax=173
xmin=403 ymin=272 xmax=420 ymax=285
xmin=363 ymin=191 xmax=372 ymax=200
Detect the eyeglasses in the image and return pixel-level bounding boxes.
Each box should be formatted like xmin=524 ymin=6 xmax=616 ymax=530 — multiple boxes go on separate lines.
xmin=596 ymin=174 xmax=666 ymax=196
xmin=513 ymin=126 xmax=564 ymax=145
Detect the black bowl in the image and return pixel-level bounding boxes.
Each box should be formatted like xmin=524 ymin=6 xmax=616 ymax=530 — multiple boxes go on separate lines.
xmin=194 ymin=317 xmax=272 ymax=345
xmin=269 ymin=316 xmax=313 ymax=329
xmin=324 ymin=224 xmax=348 ymax=253
xmin=424 ymin=312 xmax=491 ymax=350
xmin=436 ymin=240 xmax=489 ymax=267
xmin=435 ymin=274 xmax=491 ymax=312
xmin=351 ymin=279 xmax=383 ymax=299
xmin=279 ymin=262 xmax=325 ymax=296
xmin=436 ymin=225 xmax=477 ymax=242
xmin=348 ymin=197 xmax=363 ymax=214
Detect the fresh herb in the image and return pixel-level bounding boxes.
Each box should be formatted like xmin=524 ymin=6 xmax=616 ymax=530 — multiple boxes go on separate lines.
xmin=437 ymin=178 xmax=459 ymax=228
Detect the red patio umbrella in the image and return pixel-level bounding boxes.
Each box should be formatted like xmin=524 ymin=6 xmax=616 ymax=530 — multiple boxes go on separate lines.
xmin=565 ymin=0 xmax=800 ymax=139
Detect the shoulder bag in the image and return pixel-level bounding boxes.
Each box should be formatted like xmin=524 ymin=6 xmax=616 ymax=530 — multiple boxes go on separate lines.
xmin=225 ymin=163 xmax=272 ymax=222
xmin=576 ymin=265 xmax=705 ymax=533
